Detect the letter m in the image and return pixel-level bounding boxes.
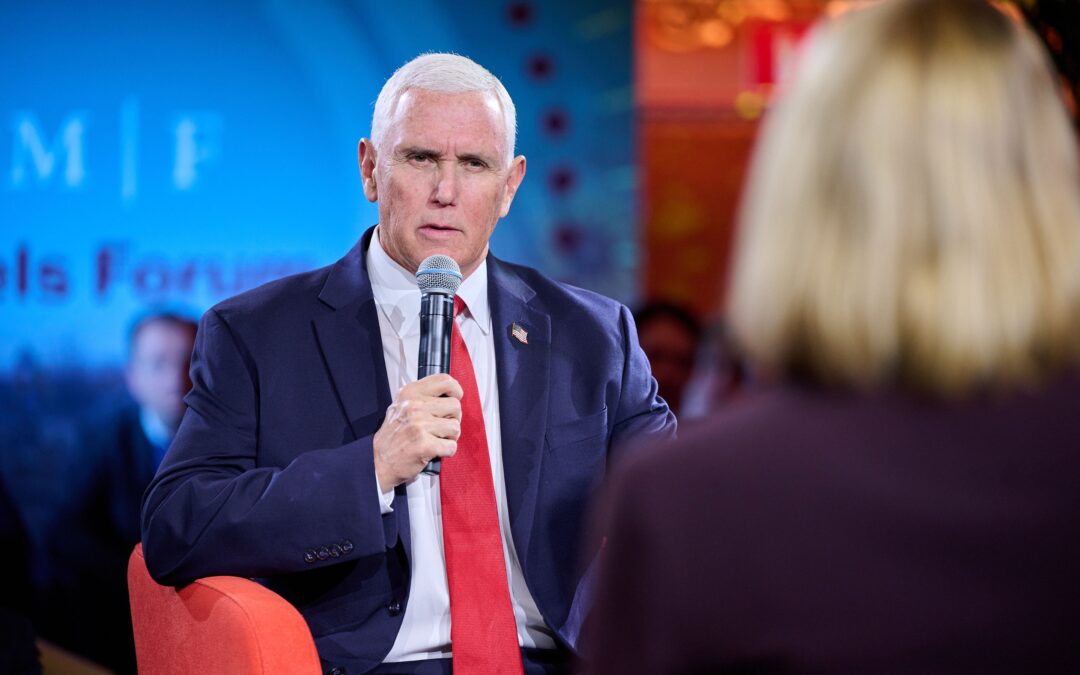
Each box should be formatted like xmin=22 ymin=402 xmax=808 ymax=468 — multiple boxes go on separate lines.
xmin=10 ymin=112 xmax=88 ymax=188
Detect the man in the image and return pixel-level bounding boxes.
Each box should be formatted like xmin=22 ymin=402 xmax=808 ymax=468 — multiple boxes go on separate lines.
xmin=122 ymin=312 xmax=198 ymax=462
xmin=141 ymin=53 xmax=675 ymax=675
xmin=633 ymin=301 xmax=702 ymax=416
xmin=42 ymin=311 xmax=196 ymax=674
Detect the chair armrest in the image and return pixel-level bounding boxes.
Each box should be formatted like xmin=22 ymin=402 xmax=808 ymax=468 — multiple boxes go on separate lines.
xmin=128 ymin=543 xmax=321 ymax=674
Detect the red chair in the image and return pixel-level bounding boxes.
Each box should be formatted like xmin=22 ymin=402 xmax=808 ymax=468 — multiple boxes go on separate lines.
xmin=127 ymin=543 xmax=321 ymax=674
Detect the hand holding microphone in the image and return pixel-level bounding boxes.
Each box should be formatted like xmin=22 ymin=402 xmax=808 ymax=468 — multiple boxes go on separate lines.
xmin=371 ymin=255 xmax=463 ymax=491
xmin=415 ymin=255 xmax=462 ymax=475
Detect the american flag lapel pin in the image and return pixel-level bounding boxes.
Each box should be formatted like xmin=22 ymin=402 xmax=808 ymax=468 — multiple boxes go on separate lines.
xmin=510 ymin=322 xmax=529 ymax=345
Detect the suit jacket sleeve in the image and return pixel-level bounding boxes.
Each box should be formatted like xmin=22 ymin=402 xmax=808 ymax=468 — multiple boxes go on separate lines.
xmin=610 ymin=304 xmax=678 ymax=454
xmin=140 ymin=308 xmax=392 ymax=586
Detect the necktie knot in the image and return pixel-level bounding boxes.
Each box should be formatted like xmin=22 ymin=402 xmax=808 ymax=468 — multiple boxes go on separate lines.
xmin=454 ymin=295 xmax=467 ymax=318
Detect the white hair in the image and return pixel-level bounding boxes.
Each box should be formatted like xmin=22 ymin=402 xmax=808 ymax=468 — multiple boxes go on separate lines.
xmin=370 ymin=53 xmax=517 ymax=166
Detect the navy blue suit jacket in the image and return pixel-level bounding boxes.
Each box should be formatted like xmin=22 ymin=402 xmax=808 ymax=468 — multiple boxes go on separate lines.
xmin=141 ymin=229 xmax=675 ymax=674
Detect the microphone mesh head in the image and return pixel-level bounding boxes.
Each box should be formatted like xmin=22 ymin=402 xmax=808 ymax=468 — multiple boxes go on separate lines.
xmin=415 ymin=255 xmax=462 ymax=294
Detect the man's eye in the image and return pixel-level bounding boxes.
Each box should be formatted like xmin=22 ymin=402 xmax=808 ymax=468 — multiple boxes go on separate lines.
xmin=464 ymin=159 xmax=487 ymax=170
xmin=409 ymin=153 xmax=432 ymax=163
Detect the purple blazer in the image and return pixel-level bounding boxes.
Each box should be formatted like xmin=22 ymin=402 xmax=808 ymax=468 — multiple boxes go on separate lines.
xmin=587 ymin=375 xmax=1080 ymax=675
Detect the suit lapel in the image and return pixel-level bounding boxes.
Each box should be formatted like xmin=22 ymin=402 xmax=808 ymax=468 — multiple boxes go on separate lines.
xmin=311 ymin=228 xmax=410 ymax=556
xmin=489 ymin=257 xmax=550 ymax=569
xmin=312 ymin=299 xmax=388 ymax=440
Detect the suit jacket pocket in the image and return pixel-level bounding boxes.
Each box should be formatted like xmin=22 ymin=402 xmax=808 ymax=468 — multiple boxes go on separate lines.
xmin=545 ymin=406 xmax=608 ymax=449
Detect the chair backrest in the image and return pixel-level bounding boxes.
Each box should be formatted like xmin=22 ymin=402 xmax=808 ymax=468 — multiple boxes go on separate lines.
xmin=127 ymin=543 xmax=321 ymax=674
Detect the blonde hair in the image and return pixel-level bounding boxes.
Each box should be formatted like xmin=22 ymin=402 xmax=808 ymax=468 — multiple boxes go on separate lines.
xmin=729 ymin=0 xmax=1080 ymax=397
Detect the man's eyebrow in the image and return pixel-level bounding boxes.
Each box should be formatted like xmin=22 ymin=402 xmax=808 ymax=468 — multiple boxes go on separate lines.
xmin=397 ymin=145 xmax=443 ymax=158
xmin=457 ymin=152 xmax=495 ymax=164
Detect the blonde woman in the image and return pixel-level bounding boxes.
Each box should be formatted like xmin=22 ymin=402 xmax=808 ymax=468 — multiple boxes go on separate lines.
xmin=587 ymin=1 xmax=1080 ymax=673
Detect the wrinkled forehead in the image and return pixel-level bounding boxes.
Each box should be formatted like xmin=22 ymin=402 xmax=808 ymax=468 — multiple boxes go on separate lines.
xmin=386 ymin=88 xmax=508 ymax=153
xmin=395 ymin=87 xmax=504 ymax=119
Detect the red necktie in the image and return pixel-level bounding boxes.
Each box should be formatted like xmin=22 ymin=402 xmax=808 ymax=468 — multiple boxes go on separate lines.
xmin=440 ymin=296 xmax=524 ymax=675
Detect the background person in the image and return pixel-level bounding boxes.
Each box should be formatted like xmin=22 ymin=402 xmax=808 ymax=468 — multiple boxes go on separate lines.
xmin=587 ymin=1 xmax=1080 ymax=673
xmin=678 ymin=316 xmax=750 ymax=422
xmin=40 ymin=311 xmax=196 ymax=675
xmin=632 ymin=301 xmax=701 ymax=416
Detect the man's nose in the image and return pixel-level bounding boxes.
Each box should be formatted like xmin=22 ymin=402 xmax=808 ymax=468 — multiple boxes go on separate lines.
xmin=431 ymin=161 xmax=458 ymax=206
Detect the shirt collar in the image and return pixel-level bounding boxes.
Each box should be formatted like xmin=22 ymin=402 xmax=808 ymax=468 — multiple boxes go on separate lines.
xmin=367 ymin=226 xmax=490 ymax=337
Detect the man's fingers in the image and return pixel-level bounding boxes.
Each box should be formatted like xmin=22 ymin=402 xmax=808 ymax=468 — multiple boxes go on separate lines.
xmin=419 ymin=396 xmax=462 ymax=420
xmin=427 ymin=417 xmax=461 ymax=441
xmin=397 ymin=396 xmax=461 ymax=422
xmin=416 ymin=436 xmax=458 ymax=465
xmin=430 ymin=437 xmax=458 ymax=458
xmin=410 ymin=373 xmax=464 ymax=400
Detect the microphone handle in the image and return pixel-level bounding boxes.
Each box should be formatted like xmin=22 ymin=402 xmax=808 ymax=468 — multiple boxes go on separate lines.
xmin=419 ymin=292 xmax=454 ymax=475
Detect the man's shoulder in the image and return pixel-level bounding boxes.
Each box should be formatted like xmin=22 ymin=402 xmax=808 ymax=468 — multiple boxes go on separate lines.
xmin=210 ymin=262 xmax=335 ymax=317
xmin=205 ymin=236 xmax=367 ymax=328
xmin=196 ymin=257 xmax=350 ymax=346
xmin=491 ymin=257 xmax=625 ymax=323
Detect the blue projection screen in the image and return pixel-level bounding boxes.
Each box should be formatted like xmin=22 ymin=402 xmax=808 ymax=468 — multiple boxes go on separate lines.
xmin=1 ymin=0 xmax=635 ymax=373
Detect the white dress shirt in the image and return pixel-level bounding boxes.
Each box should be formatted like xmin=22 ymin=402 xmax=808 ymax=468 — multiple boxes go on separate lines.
xmin=366 ymin=229 xmax=557 ymax=662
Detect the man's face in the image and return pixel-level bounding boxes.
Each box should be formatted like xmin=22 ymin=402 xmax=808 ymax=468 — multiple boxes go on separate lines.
xmin=125 ymin=320 xmax=196 ymax=431
xmin=359 ymin=88 xmax=526 ymax=278
xmin=638 ymin=316 xmax=698 ymax=414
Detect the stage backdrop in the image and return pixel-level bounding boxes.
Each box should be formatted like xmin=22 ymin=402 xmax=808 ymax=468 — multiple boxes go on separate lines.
xmin=0 ymin=0 xmax=635 ymax=373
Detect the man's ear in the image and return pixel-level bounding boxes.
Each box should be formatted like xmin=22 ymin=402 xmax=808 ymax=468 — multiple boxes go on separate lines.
xmin=358 ymin=138 xmax=379 ymax=203
xmin=499 ymin=155 xmax=527 ymax=218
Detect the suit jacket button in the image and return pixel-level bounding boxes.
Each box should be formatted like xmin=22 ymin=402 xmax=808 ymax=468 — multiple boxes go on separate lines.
xmin=329 ymin=544 xmax=343 ymax=558
xmin=326 ymin=668 xmax=345 ymax=675
xmin=303 ymin=550 xmax=316 ymax=564
xmin=316 ymin=546 xmax=330 ymax=561
xmin=341 ymin=539 xmax=354 ymax=554
xmin=387 ymin=600 xmax=402 ymax=615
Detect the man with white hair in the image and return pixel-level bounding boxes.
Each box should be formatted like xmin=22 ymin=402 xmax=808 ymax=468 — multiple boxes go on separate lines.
xmin=141 ymin=53 xmax=675 ymax=675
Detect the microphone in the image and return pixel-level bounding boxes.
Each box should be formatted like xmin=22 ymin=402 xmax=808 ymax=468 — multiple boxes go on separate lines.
xmin=415 ymin=255 xmax=462 ymax=476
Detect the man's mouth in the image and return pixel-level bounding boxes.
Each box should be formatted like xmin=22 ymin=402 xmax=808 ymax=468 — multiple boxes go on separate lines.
xmin=419 ymin=223 xmax=460 ymax=236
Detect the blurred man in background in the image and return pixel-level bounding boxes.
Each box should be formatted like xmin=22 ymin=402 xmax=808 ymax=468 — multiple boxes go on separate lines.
xmin=40 ymin=311 xmax=196 ymax=674
xmin=122 ymin=312 xmax=198 ymax=463
xmin=633 ymin=302 xmax=701 ymax=417
xmin=678 ymin=317 xmax=750 ymax=422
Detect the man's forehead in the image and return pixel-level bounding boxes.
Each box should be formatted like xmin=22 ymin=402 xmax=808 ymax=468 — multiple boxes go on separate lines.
xmin=395 ymin=87 xmax=502 ymax=118
xmin=388 ymin=88 xmax=506 ymax=149
xmin=378 ymin=87 xmax=511 ymax=160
